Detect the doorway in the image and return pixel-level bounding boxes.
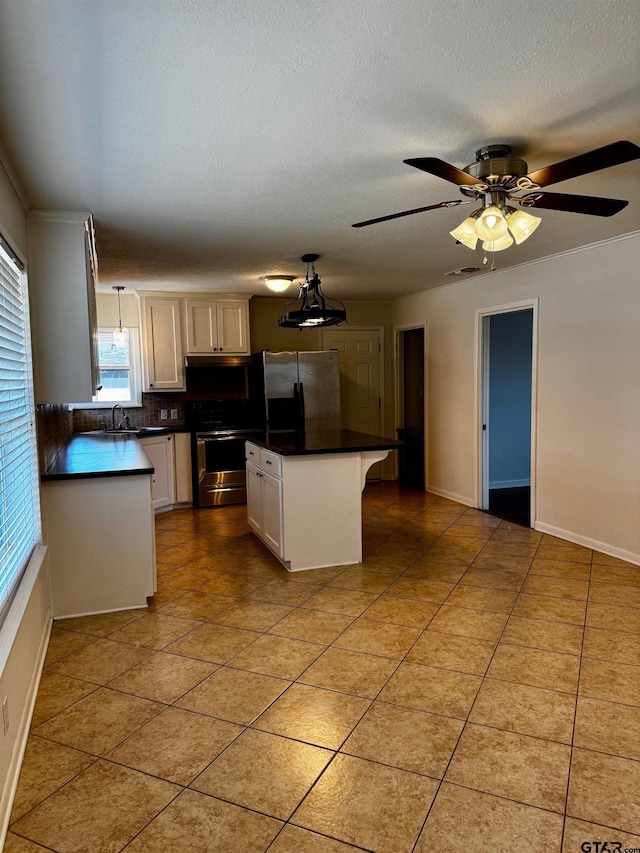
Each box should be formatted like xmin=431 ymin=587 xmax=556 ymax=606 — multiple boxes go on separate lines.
xmin=396 ymin=327 xmax=425 ymax=489
xmin=478 ymin=303 xmax=537 ymax=527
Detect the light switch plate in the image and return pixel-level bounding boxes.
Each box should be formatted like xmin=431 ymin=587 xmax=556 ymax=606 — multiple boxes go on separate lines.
xmin=160 ymin=409 xmax=168 ymax=420
xmin=170 ymin=408 xmax=178 ymax=420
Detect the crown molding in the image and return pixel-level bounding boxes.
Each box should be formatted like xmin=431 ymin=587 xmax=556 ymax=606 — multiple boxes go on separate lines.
xmin=397 ymin=231 xmax=640 ymax=302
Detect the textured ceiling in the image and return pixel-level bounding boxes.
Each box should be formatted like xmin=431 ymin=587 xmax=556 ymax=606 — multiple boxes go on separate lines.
xmin=0 ymin=0 xmax=639 ymax=298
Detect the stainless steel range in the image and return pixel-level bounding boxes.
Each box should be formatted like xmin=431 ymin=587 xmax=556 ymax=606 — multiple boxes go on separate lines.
xmin=188 ymin=400 xmax=262 ymax=507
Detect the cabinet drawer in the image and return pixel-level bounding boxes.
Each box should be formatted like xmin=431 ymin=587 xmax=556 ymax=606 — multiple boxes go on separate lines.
xmin=245 ymin=442 xmax=260 ymax=464
xmin=260 ymin=448 xmax=282 ymax=478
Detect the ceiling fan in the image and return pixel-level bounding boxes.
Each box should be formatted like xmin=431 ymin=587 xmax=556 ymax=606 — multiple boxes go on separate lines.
xmin=352 ymin=140 xmax=640 ymax=256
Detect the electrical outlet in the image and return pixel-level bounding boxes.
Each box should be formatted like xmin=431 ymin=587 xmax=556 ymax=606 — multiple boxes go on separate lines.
xmin=170 ymin=408 xmax=178 ymax=420
xmin=2 ymin=697 xmax=9 ymax=736
xmin=160 ymin=409 xmax=168 ymax=420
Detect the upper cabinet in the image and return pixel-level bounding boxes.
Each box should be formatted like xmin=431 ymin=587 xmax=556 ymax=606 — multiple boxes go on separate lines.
xmin=137 ymin=293 xmax=251 ymax=392
xmin=140 ymin=296 xmax=185 ymax=391
xmin=185 ymin=299 xmax=249 ymax=354
xmin=28 ymin=211 xmax=99 ymax=404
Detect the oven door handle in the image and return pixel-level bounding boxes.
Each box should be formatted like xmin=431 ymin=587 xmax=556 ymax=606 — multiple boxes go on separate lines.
xmin=197 ymin=435 xmax=249 ymax=442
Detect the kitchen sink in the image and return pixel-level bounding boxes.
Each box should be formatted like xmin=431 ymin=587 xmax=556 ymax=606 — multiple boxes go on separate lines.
xmin=79 ymin=426 xmax=169 ymax=436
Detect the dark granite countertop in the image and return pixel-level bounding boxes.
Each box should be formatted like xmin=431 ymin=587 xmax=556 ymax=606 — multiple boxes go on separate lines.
xmin=42 ymin=433 xmax=154 ymax=481
xmin=247 ymin=429 xmax=404 ymax=457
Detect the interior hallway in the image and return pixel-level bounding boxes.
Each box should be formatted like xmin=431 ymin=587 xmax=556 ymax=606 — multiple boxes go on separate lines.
xmin=4 ymin=483 xmax=640 ymax=852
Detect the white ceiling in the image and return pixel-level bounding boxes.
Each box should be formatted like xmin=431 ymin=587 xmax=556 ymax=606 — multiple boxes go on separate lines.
xmin=0 ymin=0 xmax=639 ymax=298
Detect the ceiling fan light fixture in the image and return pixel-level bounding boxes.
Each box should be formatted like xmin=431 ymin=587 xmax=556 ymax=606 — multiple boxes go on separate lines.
xmin=474 ymin=205 xmax=509 ymax=241
xmin=449 ymin=217 xmax=478 ymax=250
xmin=482 ymin=233 xmax=514 ymax=252
xmin=262 ymin=275 xmax=296 ymax=292
xmin=277 ymin=254 xmax=347 ymax=330
xmin=506 ymin=208 xmax=542 ymax=244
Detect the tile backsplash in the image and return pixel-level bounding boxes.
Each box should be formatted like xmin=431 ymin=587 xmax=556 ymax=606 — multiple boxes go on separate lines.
xmin=36 ymin=404 xmax=73 ymax=474
xmin=72 ymin=392 xmax=188 ymax=432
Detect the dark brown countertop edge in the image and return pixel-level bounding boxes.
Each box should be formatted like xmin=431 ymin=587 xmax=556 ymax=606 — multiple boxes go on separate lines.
xmin=247 ymin=429 xmax=405 ymax=457
xmin=42 ymin=433 xmax=156 ymax=482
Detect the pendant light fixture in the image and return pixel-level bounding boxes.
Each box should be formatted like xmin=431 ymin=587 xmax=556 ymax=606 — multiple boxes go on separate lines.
xmin=112 ymin=285 xmax=129 ymax=348
xmin=277 ymin=255 xmax=347 ymax=329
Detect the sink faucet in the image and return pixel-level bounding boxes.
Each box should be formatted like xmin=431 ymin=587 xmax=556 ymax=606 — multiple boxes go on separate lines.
xmin=111 ymin=404 xmax=126 ymax=430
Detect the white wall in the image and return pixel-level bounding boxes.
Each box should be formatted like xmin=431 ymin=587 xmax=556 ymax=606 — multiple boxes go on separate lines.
xmin=393 ymin=233 xmax=640 ymax=564
xmin=0 ymin=153 xmax=53 ymax=843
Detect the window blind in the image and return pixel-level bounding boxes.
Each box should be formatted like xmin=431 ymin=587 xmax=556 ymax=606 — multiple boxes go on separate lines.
xmin=0 ymin=238 xmax=40 ymax=624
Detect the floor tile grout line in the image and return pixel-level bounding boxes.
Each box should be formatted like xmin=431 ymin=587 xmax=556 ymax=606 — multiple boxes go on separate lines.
xmin=409 ymin=520 xmax=549 ymax=852
xmin=560 ymin=545 xmax=594 ymax=851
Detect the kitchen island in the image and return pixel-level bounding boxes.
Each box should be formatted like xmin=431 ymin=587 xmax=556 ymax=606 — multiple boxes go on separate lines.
xmin=245 ymin=429 xmax=403 ymax=572
xmin=41 ymin=433 xmax=156 ymax=618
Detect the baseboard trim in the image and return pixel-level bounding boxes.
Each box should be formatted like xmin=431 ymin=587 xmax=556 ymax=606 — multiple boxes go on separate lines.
xmin=426 ymin=485 xmax=475 ymax=507
xmin=489 ymin=479 xmax=531 ymax=490
xmin=534 ymin=521 xmax=640 ymax=567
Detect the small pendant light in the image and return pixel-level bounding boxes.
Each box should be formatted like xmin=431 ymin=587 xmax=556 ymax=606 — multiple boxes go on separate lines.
xmin=112 ymin=286 xmax=129 ymax=347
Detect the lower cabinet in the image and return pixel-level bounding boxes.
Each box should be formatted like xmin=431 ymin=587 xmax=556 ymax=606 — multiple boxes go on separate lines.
xmin=139 ymin=432 xmax=192 ymax=511
xmin=139 ymin=435 xmax=175 ymax=510
xmin=43 ymin=474 xmax=156 ymax=618
xmin=246 ymin=460 xmax=283 ymax=557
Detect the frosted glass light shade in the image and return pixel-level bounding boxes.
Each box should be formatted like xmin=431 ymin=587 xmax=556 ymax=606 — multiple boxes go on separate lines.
xmin=507 ymin=209 xmax=542 ymax=244
xmin=474 ymin=205 xmax=508 ymax=241
xmin=262 ymin=275 xmax=295 ymax=292
xmin=482 ymin=233 xmax=514 ymax=252
xmin=113 ymin=326 xmax=129 ymax=348
xmin=450 ymin=217 xmax=478 ymax=250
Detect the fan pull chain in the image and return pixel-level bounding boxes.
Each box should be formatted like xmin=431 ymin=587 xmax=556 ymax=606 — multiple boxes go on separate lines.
xmin=482 ymin=252 xmax=497 ymax=270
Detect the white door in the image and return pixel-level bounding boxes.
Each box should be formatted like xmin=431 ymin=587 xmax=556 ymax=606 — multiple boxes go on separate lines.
xmin=185 ymin=300 xmax=218 ymax=353
xmin=246 ymin=461 xmax=263 ymax=533
xmin=142 ymin=298 xmax=184 ymax=390
xmin=140 ymin=435 xmax=175 ymax=510
xmin=322 ymin=329 xmax=382 ymax=477
xmin=217 ymin=301 xmax=249 ymax=353
xmin=261 ymin=471 xmax=283 ymax=557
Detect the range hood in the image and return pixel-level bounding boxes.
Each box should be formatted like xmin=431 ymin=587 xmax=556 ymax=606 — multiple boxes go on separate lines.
xmin=184 ymin=355 xmax=254 ymax=367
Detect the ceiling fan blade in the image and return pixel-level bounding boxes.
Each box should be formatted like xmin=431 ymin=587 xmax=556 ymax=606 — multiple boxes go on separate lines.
xmin=522 ymin=192 xmax=629 ymax=217
xmin=352 ymin=200 xmax=472 ymax=228
xmin=525 ymin=140 xmax=640 ymax=188
xmin=404 ymin=158 xmax=480 ymax=187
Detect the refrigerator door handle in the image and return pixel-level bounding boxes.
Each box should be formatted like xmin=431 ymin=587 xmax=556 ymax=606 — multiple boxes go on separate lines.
xmin=298 ymin=382 xmax=305 ymax=430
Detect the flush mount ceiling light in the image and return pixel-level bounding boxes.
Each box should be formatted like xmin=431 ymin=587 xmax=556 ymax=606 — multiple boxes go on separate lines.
xmin=277 ymin=254 xmax=347 ymax=329
xmin=261 ymin=275 xmax=296 ymax=293
xmin=112 ymin=285 xmax=129 ymax=347
xmin=352 ymin=140 xmax=640 ymax=267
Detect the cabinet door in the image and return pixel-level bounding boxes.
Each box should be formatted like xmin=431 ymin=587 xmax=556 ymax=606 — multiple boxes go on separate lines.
xmin=27 ymin=210 xmax=98 ymax=403
xmin=140 ymin=436 xmax=175 ymax=510
xmin=217 ymin=301 xmax=249 ymax=354
xmin=246 ymin=461 xmax=263 ymax=533
xmin=141 ymin=297 xmax=185 ymax=391
xmin=261 ymin=470 xmax=283 ymax=557
xmin=185 ymin=300 xmax=218 ymax=353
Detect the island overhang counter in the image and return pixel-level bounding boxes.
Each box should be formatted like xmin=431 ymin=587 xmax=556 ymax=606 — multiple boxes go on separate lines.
xmin=245 ymin=429 xmax=404 ymax=572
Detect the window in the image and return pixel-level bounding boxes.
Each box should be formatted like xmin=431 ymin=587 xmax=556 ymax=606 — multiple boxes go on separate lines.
xmin=73 ymin=328 xmax=142 ymax=408
xmin=0 ymin=239 xmax=40 ymax=623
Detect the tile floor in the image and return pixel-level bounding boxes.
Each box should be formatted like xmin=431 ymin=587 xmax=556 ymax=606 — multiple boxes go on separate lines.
xmin=5 ymin=483 xmax=640 ymax=853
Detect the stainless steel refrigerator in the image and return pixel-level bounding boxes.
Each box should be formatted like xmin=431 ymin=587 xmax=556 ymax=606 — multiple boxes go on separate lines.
xmin=262 ymin=350 xmax=341 ymax=432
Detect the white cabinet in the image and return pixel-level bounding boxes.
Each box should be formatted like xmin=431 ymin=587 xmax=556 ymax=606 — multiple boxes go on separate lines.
xmin=246 ymin=440 xmax=390 ymax=571
xmin=185 ymin=298 xmax=249 ymax=354
xmin=137 ymin=293 xmax=251 ymax=392
xmin=139 ymin=435 xmax=175 ymax=510
xmin=27 ymin=210 xmax=100 ymax=404
xmin=246 ymin=452 xmax=283 ymax=558
xmin=173 ymin=432 xmax=193 ymax=504
xmin=139 ymin=296 xmax=185 ymax=392
xmin=43 ymin=474 xmax=156 ymax=618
